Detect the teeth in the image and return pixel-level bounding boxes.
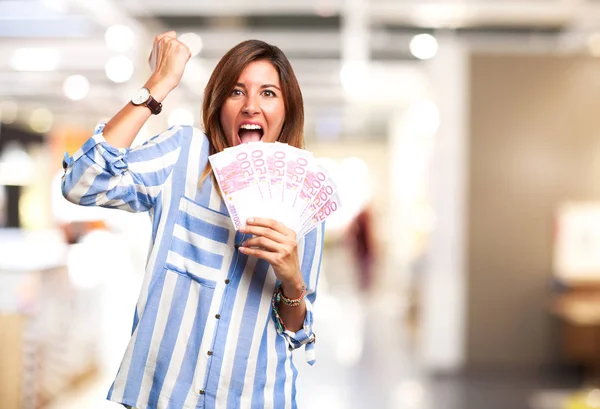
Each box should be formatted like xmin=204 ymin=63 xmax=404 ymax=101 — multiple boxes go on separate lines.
xmin=240 ymin=124 xmax=262 ymax=130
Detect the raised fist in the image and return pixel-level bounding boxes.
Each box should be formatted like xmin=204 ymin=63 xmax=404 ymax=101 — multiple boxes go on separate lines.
xmin=148 ymin=31 xmax=192 ymax=90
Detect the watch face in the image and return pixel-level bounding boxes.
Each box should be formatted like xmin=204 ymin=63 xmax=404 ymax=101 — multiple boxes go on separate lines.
xmin=131 ymin=88 xmax=150 ymax=105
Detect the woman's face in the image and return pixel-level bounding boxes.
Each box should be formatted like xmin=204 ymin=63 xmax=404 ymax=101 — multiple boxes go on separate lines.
xmin=220 ymin=60 xmax=286 ymax=146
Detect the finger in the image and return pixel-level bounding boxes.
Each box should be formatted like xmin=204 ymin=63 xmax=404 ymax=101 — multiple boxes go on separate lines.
xmin=152 ymin=31 xmax=176 ymax=50
xmin=149 ymin=31 xmax=176 ymax=66
xmin=241 ymin=236 xmax=280 ymax=252
xmin=178 ymin=40 xmax=192 ymax=57
xmin=171 ymin=39 xmax=191 ymax=59
xmin=238 ymin=245 xmax=276 ymax=263
xmin=157 ymin=31 xmax=176 ymax=42
xmin=239 ymin=225 xmax=287 ymax=243
xmin=155 ymin=31 xmax=177 ymax=56
xmin=159 ymin=36 xmax=191 ymax=59
xmin=246 ymin=217 xmax=295 ymax=237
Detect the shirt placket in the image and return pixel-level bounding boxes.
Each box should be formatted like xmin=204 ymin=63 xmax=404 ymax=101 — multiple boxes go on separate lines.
xmin=196 ymin=231 xmax=246 ymax=405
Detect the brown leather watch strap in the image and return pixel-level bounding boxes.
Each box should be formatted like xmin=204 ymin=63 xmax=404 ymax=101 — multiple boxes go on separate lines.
xmin=146 ymin=96 xmax=163 ymax=115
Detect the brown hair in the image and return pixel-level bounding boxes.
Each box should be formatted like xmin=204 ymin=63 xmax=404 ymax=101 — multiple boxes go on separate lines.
xmin=200 ymin=39 xmax=305 ymax=184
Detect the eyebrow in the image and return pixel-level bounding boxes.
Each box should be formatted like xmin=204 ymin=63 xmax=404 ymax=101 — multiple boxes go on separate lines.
xmin=235 ymin=82 xmax=281 ymax=91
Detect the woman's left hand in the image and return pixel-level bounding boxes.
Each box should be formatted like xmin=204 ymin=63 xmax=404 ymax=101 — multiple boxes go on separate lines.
xmin=238 ymin=218 xmax=303 ymax=292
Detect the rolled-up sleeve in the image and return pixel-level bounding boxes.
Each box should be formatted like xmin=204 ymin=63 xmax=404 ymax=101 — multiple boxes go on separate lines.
xmin=61 ymin=123 xmax=186 ymax=212
xmin=272 ymin=222 xmax=325 ymax=365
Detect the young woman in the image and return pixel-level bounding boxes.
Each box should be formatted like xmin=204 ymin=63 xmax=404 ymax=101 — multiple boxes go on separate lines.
xmin=62 ymin=32 xmax=324 ymax=409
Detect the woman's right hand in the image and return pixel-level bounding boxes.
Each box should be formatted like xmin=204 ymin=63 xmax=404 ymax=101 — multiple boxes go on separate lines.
xmin=148 ymin=31 xmax=192 ymax=92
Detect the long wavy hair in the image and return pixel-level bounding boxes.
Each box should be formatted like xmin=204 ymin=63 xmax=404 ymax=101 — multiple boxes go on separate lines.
xmin=200 ymin=39 xmax=304 ymax=184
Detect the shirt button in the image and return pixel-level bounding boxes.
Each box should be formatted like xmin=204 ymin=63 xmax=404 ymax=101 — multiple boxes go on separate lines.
xmin=215 ymin=314 xmax=221 ymax=319
xmin=225 ymin=279 xmax=230 ymax=284
xmin=199 ymin=389 xmax=205 ymax=395
xmin=207 ymin=351 xmax=213 ymax=356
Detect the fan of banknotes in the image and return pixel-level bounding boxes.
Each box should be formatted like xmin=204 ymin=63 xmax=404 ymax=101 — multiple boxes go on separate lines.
xmin=209 ymin=142 xmax=340 ymax=237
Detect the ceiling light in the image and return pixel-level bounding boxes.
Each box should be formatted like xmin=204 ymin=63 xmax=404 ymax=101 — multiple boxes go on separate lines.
xmin=410 ymin=34 xmax=439 ymax=60
xmin=105 ymin=25 xmax=135 ymax=53
xmin=178 ymin=33 xmax=203 ymax=57
xmin=29 ymin=108 xmax=54 ymax=134
xmin=105 ymin=55 xmax=134 ymax=83
xmin=63 ymin=75 xmax=90 ymax=101
xmin=11 ymin=48 xmax=60 ymax=71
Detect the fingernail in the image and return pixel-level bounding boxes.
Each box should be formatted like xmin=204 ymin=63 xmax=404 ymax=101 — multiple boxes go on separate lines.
xmin=247 ymin=218 xmax=254 ymax=223
xmin=241 ymin=241 xmax=247 ymax=247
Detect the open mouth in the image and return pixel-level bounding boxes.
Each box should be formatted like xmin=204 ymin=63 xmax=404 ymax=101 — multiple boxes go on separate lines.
xmin=238 ymin=124 xmax=264 ymax=144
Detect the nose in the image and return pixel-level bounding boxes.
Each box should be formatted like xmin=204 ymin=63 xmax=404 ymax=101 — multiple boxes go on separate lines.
xmin=242 ymin=95 xmax=259 ymax=115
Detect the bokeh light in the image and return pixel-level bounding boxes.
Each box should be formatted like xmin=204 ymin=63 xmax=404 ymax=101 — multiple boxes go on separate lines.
xmin=63 ymin=75 xmax=90 ymax=101
xmin=410 ymin=33 xmax=439 ymax=60
xmin=105 ymin=55 xmax=134 ymax=83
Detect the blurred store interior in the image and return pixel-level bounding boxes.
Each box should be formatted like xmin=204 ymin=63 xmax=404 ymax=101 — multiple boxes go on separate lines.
xmin=6 ymin=0 xmax=600 ymax=408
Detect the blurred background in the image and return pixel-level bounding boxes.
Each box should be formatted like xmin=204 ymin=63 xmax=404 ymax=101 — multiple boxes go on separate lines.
xmin=5 ymin=0 xmax=600 ymax=408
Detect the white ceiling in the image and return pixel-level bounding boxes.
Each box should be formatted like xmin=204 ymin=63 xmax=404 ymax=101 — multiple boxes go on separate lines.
xmin=2 ymin=0 xmax=600 ymax=140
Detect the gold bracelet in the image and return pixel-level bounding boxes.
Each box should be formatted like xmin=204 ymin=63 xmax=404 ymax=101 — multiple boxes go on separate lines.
xmin=277 ymin=283 xmax=306 ymax=307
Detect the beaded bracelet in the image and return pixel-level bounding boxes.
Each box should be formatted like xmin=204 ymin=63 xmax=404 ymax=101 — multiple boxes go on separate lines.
xmin=271 ymin=290 xmax=288 ymax=332
xmin=271 ymin=283 xmax=307 ymax=333
xmin=277 ymin=283 xmax=306 ymax=307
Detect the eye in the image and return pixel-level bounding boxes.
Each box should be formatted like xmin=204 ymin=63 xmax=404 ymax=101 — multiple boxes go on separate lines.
xmin=231 ymin=89 xmax=244 ymax=96
xmin=262 ymin=89 xmax=277 ymax=97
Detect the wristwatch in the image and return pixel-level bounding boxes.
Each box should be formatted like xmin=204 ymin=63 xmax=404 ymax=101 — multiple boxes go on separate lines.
xmin=131 ymin=87 xmax=162 ymax=115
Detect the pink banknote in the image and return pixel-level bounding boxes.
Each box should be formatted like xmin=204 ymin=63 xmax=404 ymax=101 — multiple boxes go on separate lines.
xmin=298 ymin=193 xmax=341 ymax=236
xmin=293 ymin=164 xmax=327 ymax=223
xmin=298 ymin=179 xmax=337 ymax=225
xmin=284 ymin=147 xmax=313 ymax=212
xmin=209 ymin=145 xmax=263 ymax=229
xmin=265 ymin=143 xmax=287 ymax=220
xmin=209 ymin=142 xmax=340 ymax=235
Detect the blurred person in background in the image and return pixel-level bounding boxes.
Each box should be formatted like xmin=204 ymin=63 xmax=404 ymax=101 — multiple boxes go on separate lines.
xmin=346 ymin=202 xmax=377 ymax=293
xmin=61 ymin=31 xmax=324 ymax=409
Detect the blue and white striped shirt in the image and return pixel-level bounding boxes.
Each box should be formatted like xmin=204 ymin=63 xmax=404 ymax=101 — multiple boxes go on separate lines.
xmin=61 ymin=124 xmax=324 ymax=409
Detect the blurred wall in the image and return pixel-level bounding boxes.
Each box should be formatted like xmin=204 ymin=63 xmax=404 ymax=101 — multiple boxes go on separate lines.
xmin=421 ymin=36 xmax=468 ymax=371
xmin=466 ymin=53 xmax=600 ymax=369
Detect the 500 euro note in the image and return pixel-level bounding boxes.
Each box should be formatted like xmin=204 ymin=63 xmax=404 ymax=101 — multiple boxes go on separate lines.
xmin=291 ymin=163 xmax=328 ymax=227
xmin=298 ymin=192 xmax=341 ymax=236
xmin=298 ymin=177 xmax=337 ymax=227
xmin=284 ymin=147 xmax=313 ymax=219
xmin=210 ymin=142 xmax=341 ymax=235
xmin=209 ymin=147 xmax=264 ymax=230
xmin=265 ymin=143 xmax=287 ymax=223
xmin=246 ymin=142 xmax=271 ymax=200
